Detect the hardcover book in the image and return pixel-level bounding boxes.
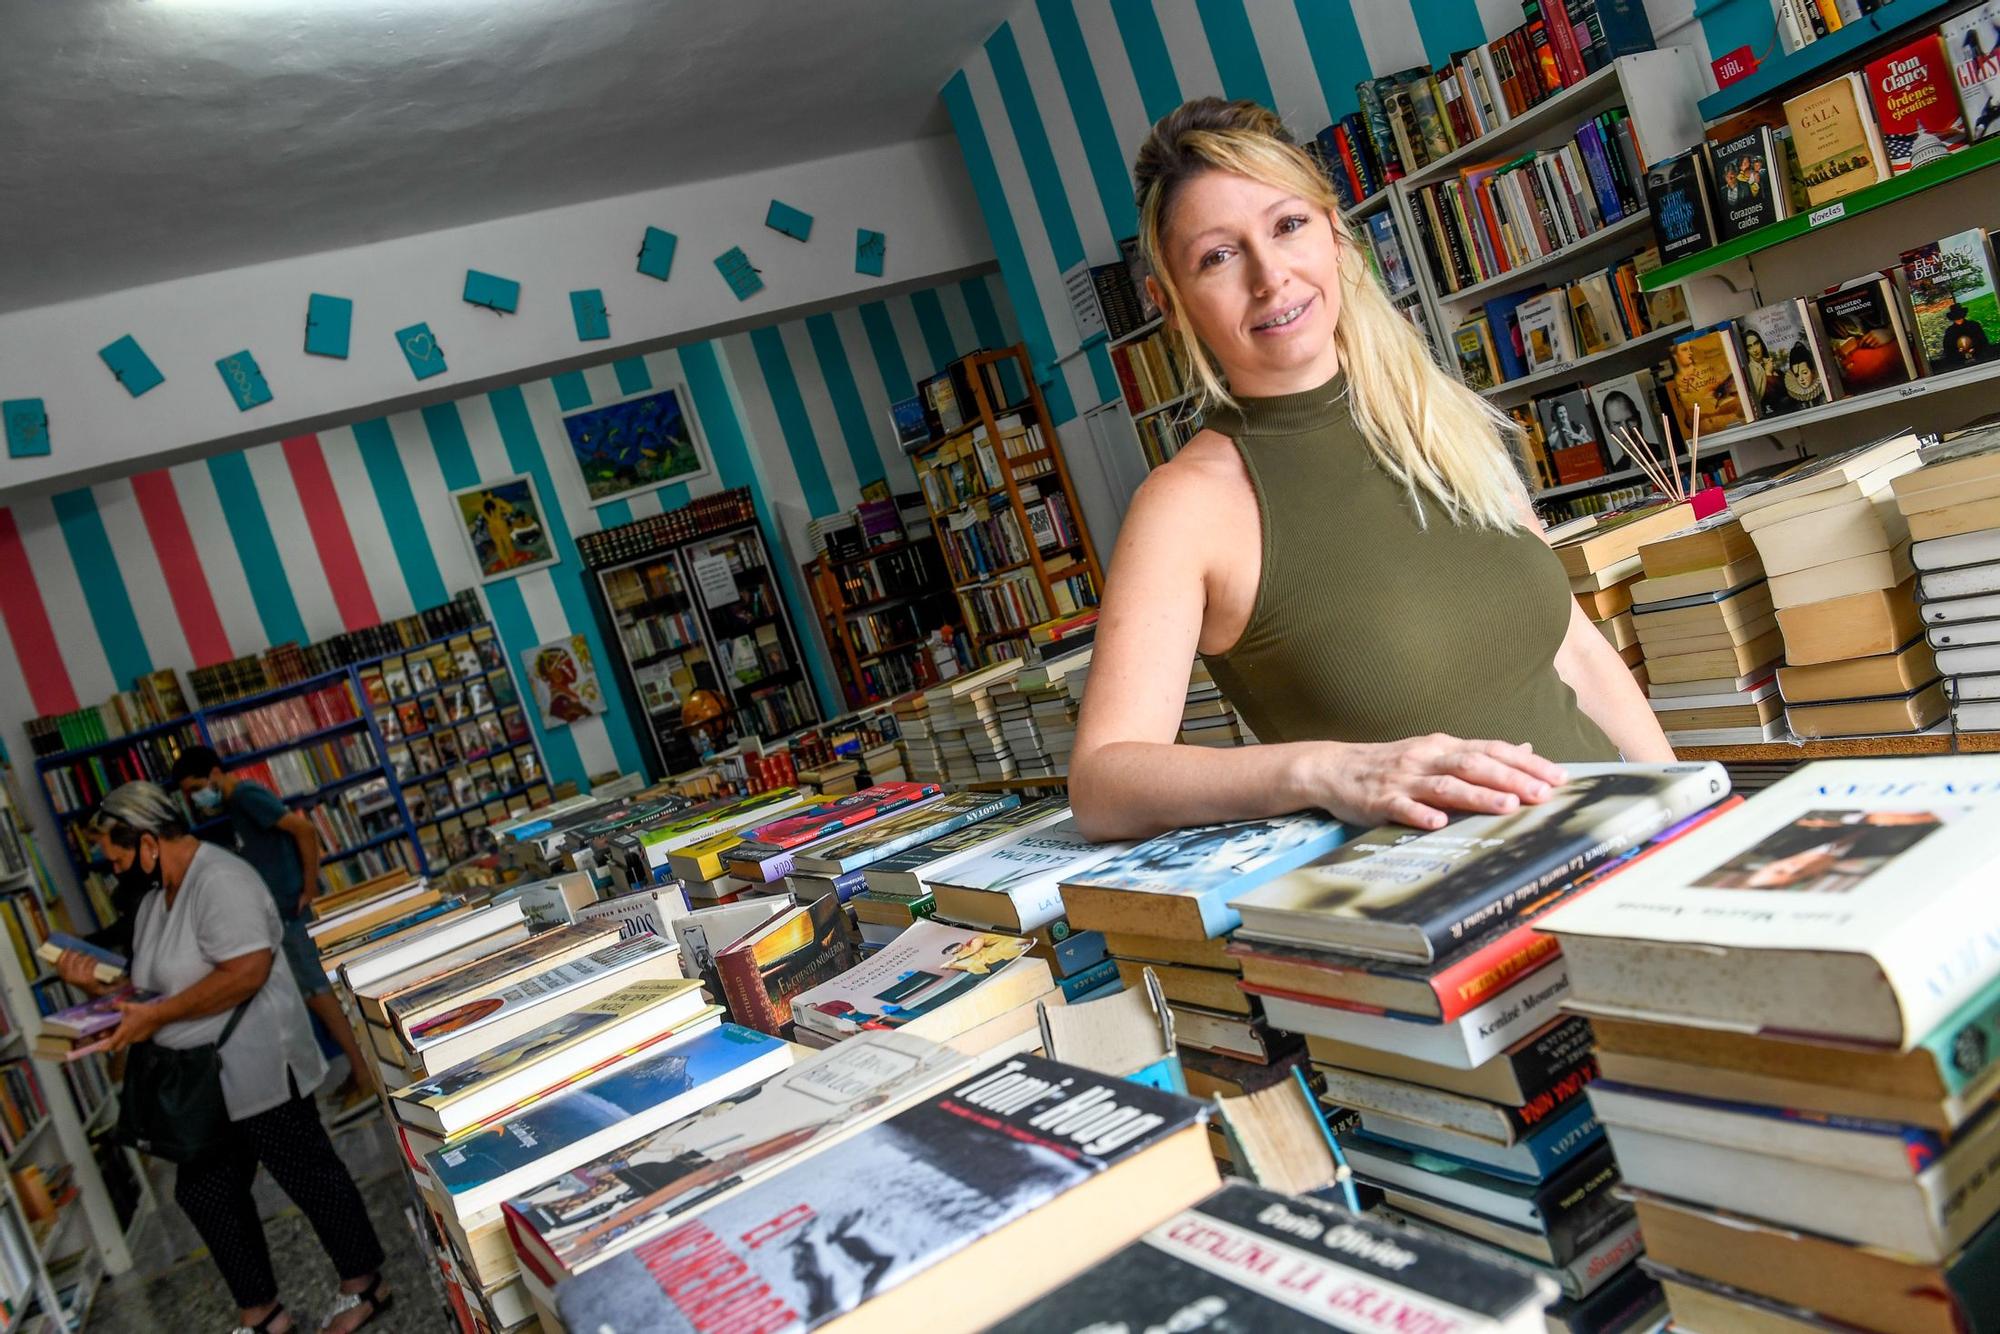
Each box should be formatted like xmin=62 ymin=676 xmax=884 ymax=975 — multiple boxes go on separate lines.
xmin=1542 ymin=756 xmax=2000 ymax=1046
xmin=1705 ymin=126 xmax=1783 ymax=241
xmin=1900 ymin=228 xmax=2000 ymax=373
xmin=1815 ymin=273 xmax=1920 ymax=394
xmin=725 ymin=782 xmax=944 ymax=881
xmin=1664 ymin=323 xmax=1750 ymax=435
xmin=1060 ymin=813 xmax=1351 ymax=942
xmin=1943 ymin=2 xmax=2000 ymax=143
xmin=862 ymin=796 xmax=1072 ymax=900
xmin=1534 ymin=388 xmax=1607 ymax=483
xmin=1783 ymin=71 xmax=1889 ymax=206
xmin=425 ymin=1023 xmax=790 ymax=1219
xmin=389 ymin=978 xmax=707 ymax=1137
xmin=787 ymin=919 xmax=1052 ymax=1044
xmin=923 ymin=815 xmax=1129 ymax=932
xmin=1735 ymin=298 xmax=1830 ymax=417
xmin=381 ymin=920 xmax=621 ymax=1036
xmin=554 ymin=1056 xmax=1216 ymax=1334
xmin=503 ymin=1032 xmax=973 ymax=1283
xmin=1454 ymin=317 xmax=1503 ymax=390
xmin=1588 ymin=370 xmax=1669 ymax=467
xmin=41 ymin=987 xmax=159 ymax=1039
xmin=789 ymin=791 xmax=1019 ymax=875
xmin=713 ymin=894 xmax=852 ymax=1035
xmin=988 ymin=1182 xmax=1553 ymax=1333
xmin=1230 ymin=764 xmax=1727 ymax=963
xmin=1866 ymin=33 xmax=1969 ymax=172
xmin=1643 ymin=149 xmax=1716 ymax=266
xmin=1514 ymin=289 xmax=1577 ymax=370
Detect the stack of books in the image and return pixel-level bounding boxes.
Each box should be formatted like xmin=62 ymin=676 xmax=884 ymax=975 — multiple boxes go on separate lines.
xmin=890 ymin=691 xmax=947 ymax=782
xmin=1179 ymin=660 xmax=1255 ymax=747
xmin=1739 ymin=431 xmax=1940 ymax=739
xmin=772 ymin=789 xmax=1020 ymax=916
xmin=1630 ymin=511 xmax=1781 ymax=745
xmin=1891 ymin=427 xmax=2000 ymax=732
xmin=1058 ymin=815 xmax=1352 ymax=1094
xmin=1221 ymin=763 xmax=1732 ymax=1324
xmin=983 ymin=647 xmax=1090 ymax=777
xmin=849 ymin=796 xmax=1071 ymax=949
xmin=1543 ymin=757 xmax=2000 ymax=1332
xmin=918 ymin=662 xmax=1022 ymax=782
xmin=1556 ymin=499 xmax=1699 ymax=687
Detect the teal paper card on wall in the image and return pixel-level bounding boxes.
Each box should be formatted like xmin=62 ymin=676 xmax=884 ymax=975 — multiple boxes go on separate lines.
xmin=304 ymin=293 xmax=353 ymax=358
xmin=637 ymin=226 xmax=677 ymax=281
xmin=463 ymin=270 xmax=521 ymax=313
xmin=714 ymin=247 xmax=763 ymax=300
xmin=3 ymin=399 xmax=49 ymax=458
xmin=856 ymin=229 xmax=886 ymax=277
xmin=215 ymin=351 xmax=272 ymax=410
xmin=765 ymin=200 xmax=813 ymax=242
xmin=396 ymin=322 xmax=447 ymax=380
xmin=99 ymin=335 xmax=164 ymax=397
xmin=570 ymin=289 xmax=610 ymax=341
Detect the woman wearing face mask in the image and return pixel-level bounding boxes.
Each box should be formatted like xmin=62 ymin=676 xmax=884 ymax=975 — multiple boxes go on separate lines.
xmin=55 ymin=782 xmax=390 ymax=1334
xmin=1068 ymin=100 xmax=1671 ymax=842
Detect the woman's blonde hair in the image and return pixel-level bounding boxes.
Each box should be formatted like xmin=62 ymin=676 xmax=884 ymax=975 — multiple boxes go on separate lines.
xmin=1135 ymin=98 xmax=1528 ymax=530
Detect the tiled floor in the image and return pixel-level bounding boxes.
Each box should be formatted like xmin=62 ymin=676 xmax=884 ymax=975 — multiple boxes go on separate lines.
xmin=87 ymin=1108 xmax=451 ymax=1333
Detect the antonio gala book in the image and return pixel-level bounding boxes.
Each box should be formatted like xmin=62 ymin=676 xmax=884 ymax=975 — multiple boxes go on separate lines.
xmin=555 ymin=1055 xmax=1218 ymax=1333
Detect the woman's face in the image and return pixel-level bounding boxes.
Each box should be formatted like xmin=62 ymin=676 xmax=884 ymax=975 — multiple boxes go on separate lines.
xmin=1152 ymin=170 xmax=1344 ymax=396
xmin=1744 ymin=331 xmax=1767 ymax=362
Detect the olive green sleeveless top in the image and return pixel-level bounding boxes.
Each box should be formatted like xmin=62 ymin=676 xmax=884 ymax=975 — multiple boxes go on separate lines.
xmin=1199 ymin=374 xmax=1617 ymax=761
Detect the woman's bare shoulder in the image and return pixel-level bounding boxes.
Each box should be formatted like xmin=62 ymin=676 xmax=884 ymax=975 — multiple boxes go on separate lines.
xmin=1131 ymin=428 xmax=1250 ymax=514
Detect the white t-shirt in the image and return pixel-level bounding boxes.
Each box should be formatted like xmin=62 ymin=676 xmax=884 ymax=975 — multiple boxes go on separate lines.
xmin=131 ymin=842 xmax=328 ymax=1120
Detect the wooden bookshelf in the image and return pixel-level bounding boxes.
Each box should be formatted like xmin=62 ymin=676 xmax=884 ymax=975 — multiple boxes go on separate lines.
xmin=802 ymin=533 xmax=963 ymax=709
xmin=911 ymin=345 xmax=1104 ymax=667
xmin=1676 ymin=730 xmax=2000 ymax=764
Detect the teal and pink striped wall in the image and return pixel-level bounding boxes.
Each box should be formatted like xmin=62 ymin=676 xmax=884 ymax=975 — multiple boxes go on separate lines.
xmin=940 ymin=0 xmax=1748 ymax=435
xmin=0 ymin=273 xmax=1019 ymax=795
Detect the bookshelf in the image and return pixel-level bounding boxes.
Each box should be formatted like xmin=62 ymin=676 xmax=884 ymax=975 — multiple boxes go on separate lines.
xmin=31 ymin=616 xmax=551 ymax=923
xmin=910 ymin=345 xmax=1104 ymax=666
xmin=802 ymin=536 xmax=961 ymax=710
xmin=1696 ymin=0 xmax=1965 ymax=119
xmin=0 ymin=748 xmax=156 ymax=1313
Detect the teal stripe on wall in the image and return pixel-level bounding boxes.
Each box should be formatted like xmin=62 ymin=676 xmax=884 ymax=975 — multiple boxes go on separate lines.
xmin=677 ymin=340 xmax=839 ymax=717
xmin=611 ymin=359 xmax=650 ymax=395
xmin=1110 ymin=0 xmax=1184 ymax=123
xmin=487 ymin=384 xmax=646 ymax=780
xmin=747 ymin=327 xmax=839 ymax=517
xmin=551 ymin=371 xmax=591 ymax=413
xmin=1036 ymin=0 xmax=1141 ymax=241
xmin=804 ymin=314 xmax=886 ymax=490
xmin=987 ymin=22 xmax=1091 ymax=271
xmin=1408 ymin=0 xmax=1486 ymax=68
xmin=51 ymin=489 xmax=153 ymax=688
xmin=1293 ymin=0 xmax=1373 ymax=124
xmin=1085 ymin=341 xmax=1122 ymax=409
xmin=907 ymin=289 xmax=959 ymax=375
xmin=351 ymin=418 xmax=448 ymax=611
xmin=857 ymin=302 xmax=917 ymax=403
xmin=206 ymin=452 xmax=308 ymax=648
xmin=1697 ymin=0 xmax=1775 ymax=75
xmin=418 ymin=401 xmax=587 ymax=787
xmin=941 ymin=72 xmax=1078 ymax=425
xmin=1195 ymin=0 xmax=1278 ymax=106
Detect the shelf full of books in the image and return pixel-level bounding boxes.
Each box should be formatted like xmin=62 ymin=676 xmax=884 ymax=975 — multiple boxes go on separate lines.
xmin=28 ymin=600 xmax=553 ymax=925
xmin=911 ymin=345 xmax=1104 ymax=666
xmin=803 ymin=521 xmax=964 ymax=711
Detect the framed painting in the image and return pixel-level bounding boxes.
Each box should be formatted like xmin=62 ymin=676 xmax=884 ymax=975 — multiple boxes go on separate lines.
xmin=522 ymin=634 xmax=608 ymax=729
xmin=560 ymin=382 xmax=713 ymax=507
xmin=450 ymin=473 xmax=560 ymax=582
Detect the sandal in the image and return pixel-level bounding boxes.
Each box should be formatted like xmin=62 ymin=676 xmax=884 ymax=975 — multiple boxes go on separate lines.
xmin=320 ymin=1274 xmax=392 ymax=1334
xmin=232 ymin=1303 xmax=292 ymax=1334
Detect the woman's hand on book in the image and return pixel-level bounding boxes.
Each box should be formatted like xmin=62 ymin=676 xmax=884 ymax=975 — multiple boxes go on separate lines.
xmin=1302 ymin=735 xmax=1567 ymax=832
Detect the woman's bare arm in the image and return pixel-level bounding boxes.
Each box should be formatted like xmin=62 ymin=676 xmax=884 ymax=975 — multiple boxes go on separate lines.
xmin=1553 ymin=599 xmax=1676 ymax=760
xmin=1070 ymin=461 xmax=1566 ymax=841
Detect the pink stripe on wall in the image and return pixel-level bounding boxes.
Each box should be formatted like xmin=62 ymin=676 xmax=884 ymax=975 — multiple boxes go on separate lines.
xmin=128 ymin=471 xmax=236 ymax=667
xmin=281 ymin=434 xmax=380 ymax=632
xmin=0 ymin=508 xmax=79 ymax=716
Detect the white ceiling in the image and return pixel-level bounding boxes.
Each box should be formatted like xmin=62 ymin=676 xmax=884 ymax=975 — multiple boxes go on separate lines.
xmin=0 ymin=0 xmax=1015 ymax=315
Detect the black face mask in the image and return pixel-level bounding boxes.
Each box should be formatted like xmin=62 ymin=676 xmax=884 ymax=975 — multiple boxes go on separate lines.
xmin=112 ymin=837 xmax=163 ymax=913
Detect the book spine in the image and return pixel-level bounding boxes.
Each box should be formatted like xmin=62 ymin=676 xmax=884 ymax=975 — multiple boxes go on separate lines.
xmin=1575 ymin=124 xmax=1624 ymax=223
xmin=1502 ymin=1059 xmax=1597 ymax=1138
xmin=1428 ymin=923 xmax=1564 ymax=1020
xmin=715 ymin=947 xmax=782 ymax=1035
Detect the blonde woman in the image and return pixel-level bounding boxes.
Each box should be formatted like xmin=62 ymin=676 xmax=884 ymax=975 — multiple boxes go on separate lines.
xmin=1070 ymin=100 xmax=1671 ymax=843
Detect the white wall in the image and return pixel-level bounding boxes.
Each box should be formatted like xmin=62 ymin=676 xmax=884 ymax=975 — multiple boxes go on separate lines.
xmin=0 ymin=134 xmax=994 ymax=500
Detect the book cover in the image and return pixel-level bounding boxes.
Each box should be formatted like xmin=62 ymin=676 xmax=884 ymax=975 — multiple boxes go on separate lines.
xmin=862 ymin=796 xmax=1072 ymax=897
xmin=425 ymin=1024 xmax=790 ymax=1215
xmin=1357 ymin=1092 xmax=1604 ymax=1184
xmin=924 ymin=816 xmax=1129 ymax=930
xmin=1866 ymin=34 xmax=1969 ymax=173
xmin=555 ymin=1056 xmax=1211 ymax=1334
xmin=1541 ymin=756 xmax=2000 ymax=1045
xmin=42 ymin=987 xmax=158 ymax=1039
xmin=1365 ymin=210 xmax=1414 ymax=294
xmin=1814 ymin=274 xmax=1919 ymax=394
xmin=503 ymin=1032 xmax=973 ymax=1279
xmin=1943 ymin=2 xmax=2000 ymax=143
xmin=1454 ymin=317 xmax=1502 ymax=390
xmin=1706 ymin=126 xmax=1783 ymax=242
xmin=1061 ymin=814 xmax=1350 ymax=940
xmin=1514 ymin=289 xmax=1575 ymax=370
xmin=1643 ymin=150 xmax=1715 ymax=266
xmin=1231 ymin=764 xmax=1727 ymax=963
xmin=790 ymin=791 xmax=1020 ymax=875
xmin=788 ymin=919 xmax=1046 ymax=1042
xmin=403 ymin=933 xmax=678 ymax=1054
xmin=1588 ymin=370 xmax=1669 ymax=468
xmin=1736 ymin=298 xmax=1831 ymax=418
xmin=1783 ymin=72 xmax=1888 ymax=205
xmin=1535 ymin=388 xmax=1607 ymax=483
xmin=1664 ymin=324 xmax=1750 ymax=435
xmin=714 ymin=894 xmax=853 ymax=1036
xmin=383 ymin=921 xmax=621 ymax=1034
xmin=726 ymin=782 xmax=943 ymax=880
xmin=989 ymin=1182 xmax=1552 ymax=1332
xmin=1901 ymin=229 xmax=2000 ymax=373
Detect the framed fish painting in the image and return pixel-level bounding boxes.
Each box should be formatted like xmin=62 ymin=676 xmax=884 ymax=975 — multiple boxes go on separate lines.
xmin=559 ymin=382 xmax=714 ymax=507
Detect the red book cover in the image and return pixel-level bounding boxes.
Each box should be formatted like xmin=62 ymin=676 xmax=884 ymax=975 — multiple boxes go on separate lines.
xmin=741 ymin=782 xmax=940 ymax=850
xmin=1110 ymin=346 xmax=1143 ymax=413
xmin=1542 ymin=0 xmax=1587 ymax=86
xmin=1865 ymin=34 xmax=1968 ymax=174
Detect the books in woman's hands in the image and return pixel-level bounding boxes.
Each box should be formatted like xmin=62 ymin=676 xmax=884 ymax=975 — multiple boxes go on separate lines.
xmin=38 ymin=987 xmax=159 ymax=1059
xmin=37 ymin=933 xmax=126 ymax=985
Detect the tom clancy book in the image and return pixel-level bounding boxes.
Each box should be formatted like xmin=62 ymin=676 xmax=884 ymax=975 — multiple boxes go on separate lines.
xmin=554 ymin=1056 xmax=1217 ymax=1334
xmin=862 ymin=797 xmax=1072 ymax=900
xmin=1943 ymin=2 xmax=2000 ymax=143
xmin=724 ymin=782 xmax=944 ymax=882
xmin=1866 ymin=33 xmax=1969 ymax=173
xmin=987 ymin=1182 xmax=1554 ymax=1334
xmin=1900 ymin=229 xmax=2000 ymax=372
xmin=503 ymin=1032 xmax=973 ymax=1285
xmin=1229 ymin=765 xmax=1727 ymax=964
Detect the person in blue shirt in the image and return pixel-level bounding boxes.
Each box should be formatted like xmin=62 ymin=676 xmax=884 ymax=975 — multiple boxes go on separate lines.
xmin=173 ymin=746 xmax=374 ymax=1118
